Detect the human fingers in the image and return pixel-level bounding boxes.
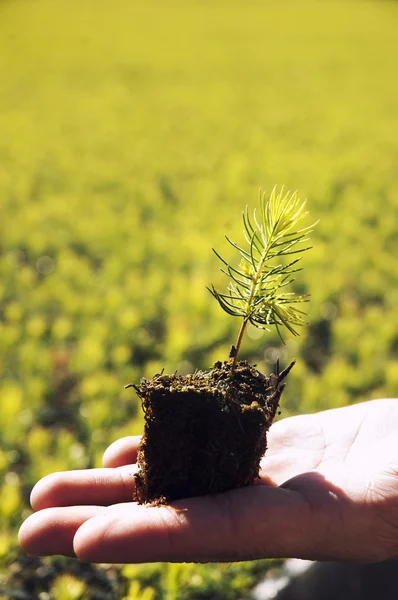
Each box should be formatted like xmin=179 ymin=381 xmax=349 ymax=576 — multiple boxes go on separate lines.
xmin=30 ymin=465 xmax=138 ymax=511
xmin=73 ymin=486 xmax=314 ymax=564
xmin=102 ymin=436 xmax=141 ymax=468
xmin=19 ymin=506 xmax=103 ymax=557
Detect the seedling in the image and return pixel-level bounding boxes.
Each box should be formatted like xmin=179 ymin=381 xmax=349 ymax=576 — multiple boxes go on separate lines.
xmin=210 ymin=185 xmax=315 ymax=370
xmin=128 ymin=186 xmax=316 ymax=504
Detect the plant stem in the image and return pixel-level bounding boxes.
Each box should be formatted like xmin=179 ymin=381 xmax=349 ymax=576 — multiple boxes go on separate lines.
xmin=231 ymin=235 xmax=272 ymax=372
xmin=231 ymin=317 xmax=249 ymax=372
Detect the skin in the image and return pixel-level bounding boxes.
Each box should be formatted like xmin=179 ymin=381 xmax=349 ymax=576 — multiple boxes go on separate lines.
xmin=18 ymin=398 xmax=398 ymax=564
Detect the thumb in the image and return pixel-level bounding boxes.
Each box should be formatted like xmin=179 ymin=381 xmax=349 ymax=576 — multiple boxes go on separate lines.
xmin=73 ymin=485 xmax=315 ymax=564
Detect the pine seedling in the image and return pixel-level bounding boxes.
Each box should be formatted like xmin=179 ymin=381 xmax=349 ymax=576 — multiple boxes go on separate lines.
xmin=209 ymin=186 xmax=317 ymax=372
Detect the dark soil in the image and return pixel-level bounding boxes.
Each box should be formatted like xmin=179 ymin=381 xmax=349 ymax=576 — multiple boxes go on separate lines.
xmin=131 ymin=359 xmax=294 ymax=504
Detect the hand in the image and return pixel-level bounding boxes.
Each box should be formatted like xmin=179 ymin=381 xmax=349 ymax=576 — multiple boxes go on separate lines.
xmin=19 ymin=399 xmax=398 ymax=564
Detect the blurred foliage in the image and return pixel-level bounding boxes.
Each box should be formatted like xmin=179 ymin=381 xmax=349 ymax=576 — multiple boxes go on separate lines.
xmin=0 ymin=554 xmax=277 ymax=599
xmin=0 ymin=0 xmax=398 ymax=597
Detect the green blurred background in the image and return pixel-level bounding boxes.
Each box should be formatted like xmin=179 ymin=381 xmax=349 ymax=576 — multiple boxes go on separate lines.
xmin=1 ymin=0 xmax=397 ymax=597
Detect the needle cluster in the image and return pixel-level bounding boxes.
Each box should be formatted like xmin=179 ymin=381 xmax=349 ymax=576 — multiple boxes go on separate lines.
xmin=209 ymin=186 xmax=317 ymax=369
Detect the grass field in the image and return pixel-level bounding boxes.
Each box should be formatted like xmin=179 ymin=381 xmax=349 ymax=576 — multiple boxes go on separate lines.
xmin=1 ymin=0 xmax=398 ymax=597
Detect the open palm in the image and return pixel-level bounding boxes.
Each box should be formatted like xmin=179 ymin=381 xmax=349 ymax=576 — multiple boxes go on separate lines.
xmin=19 ymin=399 xmax=398 ymax=564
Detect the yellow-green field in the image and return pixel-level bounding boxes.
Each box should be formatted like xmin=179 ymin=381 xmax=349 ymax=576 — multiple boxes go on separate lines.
xmin=1 ymin=0 xmax=398 ymax=597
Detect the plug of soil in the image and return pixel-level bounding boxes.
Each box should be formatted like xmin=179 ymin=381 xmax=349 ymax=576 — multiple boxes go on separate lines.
xmin=130 ymin=359 xmax=294 ymax=504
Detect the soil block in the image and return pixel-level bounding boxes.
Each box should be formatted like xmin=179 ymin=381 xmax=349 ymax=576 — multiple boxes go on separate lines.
xmin=132 ymin=359 xmax=294 ymax=504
